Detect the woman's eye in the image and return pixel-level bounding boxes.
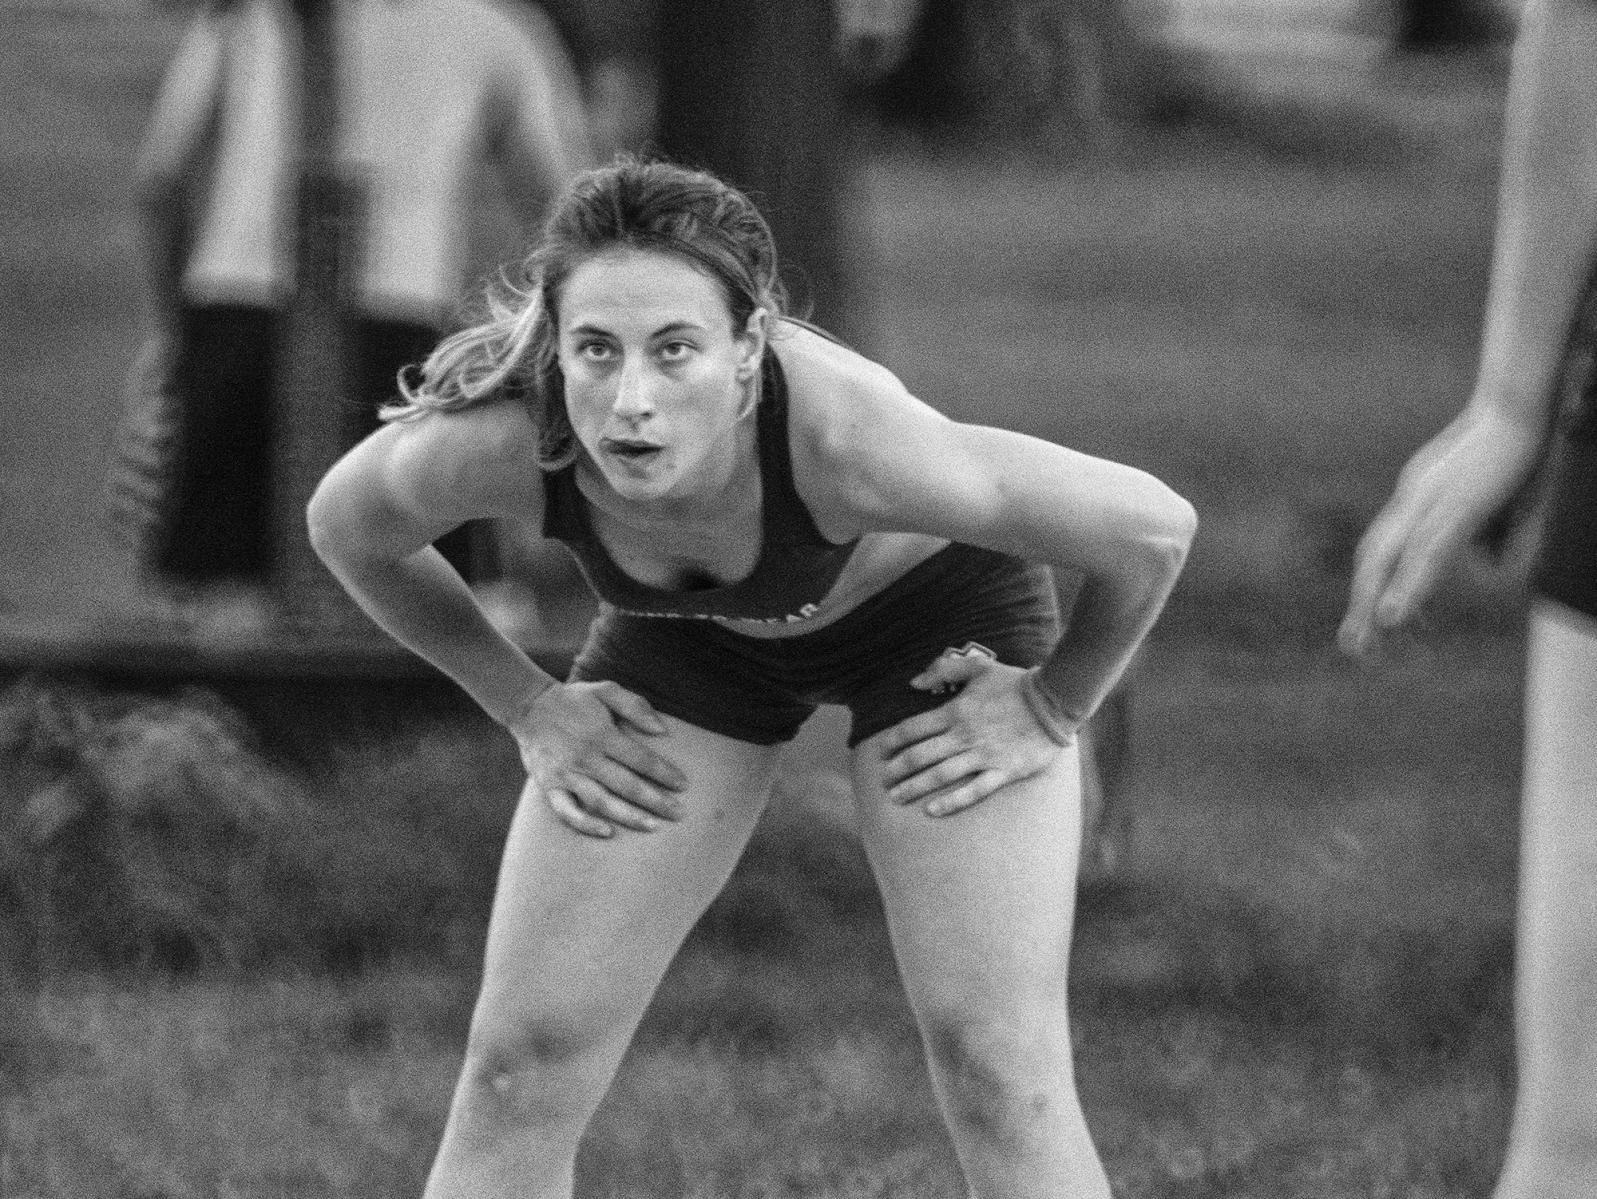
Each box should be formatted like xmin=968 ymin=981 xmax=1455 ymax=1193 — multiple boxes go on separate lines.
xmin=578 ymin=342 xmax=613 ymax=361
xmin=658 ymin=341 xmax=693 ymax=361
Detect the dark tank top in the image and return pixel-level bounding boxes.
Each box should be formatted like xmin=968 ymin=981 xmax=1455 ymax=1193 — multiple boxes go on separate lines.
xmin=541 ymin=353 xmax=861 ymax=622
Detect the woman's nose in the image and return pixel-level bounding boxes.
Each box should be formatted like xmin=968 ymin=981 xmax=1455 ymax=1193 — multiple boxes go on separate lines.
xmin=611 ymin=358 xmax=655 ymax=420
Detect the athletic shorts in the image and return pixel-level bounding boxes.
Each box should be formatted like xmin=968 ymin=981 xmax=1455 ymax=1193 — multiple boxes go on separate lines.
xmin=569 ymin=542 xmax=1061 ymax=747
xmin=1533 ymin=401 xmax=1597 ymax=622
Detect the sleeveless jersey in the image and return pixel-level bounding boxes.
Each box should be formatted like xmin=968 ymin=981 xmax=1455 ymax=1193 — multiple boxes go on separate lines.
xmin=542 ymin=354 xmax=860 ymax=622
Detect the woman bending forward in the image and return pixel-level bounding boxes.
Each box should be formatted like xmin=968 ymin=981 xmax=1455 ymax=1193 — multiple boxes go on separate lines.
xmin=309 ymin=157 xmax=1196 ymax=1199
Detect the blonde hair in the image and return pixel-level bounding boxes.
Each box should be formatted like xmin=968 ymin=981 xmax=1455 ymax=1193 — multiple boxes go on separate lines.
xmin=383 ymin=156 xmax=790 ymax=469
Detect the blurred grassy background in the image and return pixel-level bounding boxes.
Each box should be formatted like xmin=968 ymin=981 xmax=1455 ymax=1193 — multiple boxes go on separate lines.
xmin=0 ymin=3 xmax=1533 ymax=1197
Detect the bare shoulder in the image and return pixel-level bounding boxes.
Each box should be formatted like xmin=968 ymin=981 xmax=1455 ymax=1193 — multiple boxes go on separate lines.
xmin=771 ymin=322 xmax=966 ymax=537
xmin=774 ymin=322 xmax=941 ymax=454
xmin=774 ymin=319 xmax=908 ymax=397
xmin=366 ymin=398 xmax=546 ymax=523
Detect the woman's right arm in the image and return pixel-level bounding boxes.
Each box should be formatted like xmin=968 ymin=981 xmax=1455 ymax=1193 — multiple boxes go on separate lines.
xmin=1340 ymin=0 xmax=1597 ymax=651
xmin=307 ymin=409 xmax=688 ymax=836
xmin=307 ymin=409 xmax=557 ymax=726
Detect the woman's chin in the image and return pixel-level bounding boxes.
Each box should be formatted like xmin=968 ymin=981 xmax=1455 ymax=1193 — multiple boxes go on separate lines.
xmin=598 ymin=454 xmax=676 ymax=499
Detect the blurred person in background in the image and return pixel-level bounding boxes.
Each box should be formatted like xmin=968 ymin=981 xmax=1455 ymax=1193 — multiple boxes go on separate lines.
xmin=1342 ymin=1 xmax=1597 ymax=1195
xmin=127 ymin=0 xmax=592 ymax=638
xmin=309 ymin=157 xmax=1195 ymax=1199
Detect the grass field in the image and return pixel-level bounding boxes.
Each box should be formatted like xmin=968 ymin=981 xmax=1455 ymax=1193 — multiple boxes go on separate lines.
xmin=0 ymin=5 xmax=1539 ymax=1197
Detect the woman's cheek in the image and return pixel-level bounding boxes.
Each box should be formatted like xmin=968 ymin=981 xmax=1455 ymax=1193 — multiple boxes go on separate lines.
xmin=563 ymin=377 xmax=610 ymax=427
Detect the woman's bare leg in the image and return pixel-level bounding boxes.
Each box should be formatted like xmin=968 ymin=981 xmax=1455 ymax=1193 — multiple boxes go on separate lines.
xmin=1494 ymin=600 xmax=1597 ymax=1199
xmin=422 ymin=717 xmax=782 ymax=1199
xmin=850 ymin=736 xmax=1111 ymax=1199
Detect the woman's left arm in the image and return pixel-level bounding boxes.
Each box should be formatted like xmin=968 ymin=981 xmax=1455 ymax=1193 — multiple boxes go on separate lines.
xmin=864 ymin=416 xmax=1193 ymax=718
xmin=823 ymin=381 xmax=1195 ymax=803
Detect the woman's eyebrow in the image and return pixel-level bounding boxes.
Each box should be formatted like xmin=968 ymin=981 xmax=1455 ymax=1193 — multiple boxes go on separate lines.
xmin=650 ymin=321 xmax=709 ymax=337
xmin=566 ymin=319 xmax=709 ymax=335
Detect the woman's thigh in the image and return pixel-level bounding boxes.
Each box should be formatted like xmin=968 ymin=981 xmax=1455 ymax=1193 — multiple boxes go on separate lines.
xmin=469 ymin=716 xmax=784 ymax=1046
xmin=848 ymin=733 xmax=1084 ymax=1007
xmin=1526 ymin=600 xmax=1597 ymax=808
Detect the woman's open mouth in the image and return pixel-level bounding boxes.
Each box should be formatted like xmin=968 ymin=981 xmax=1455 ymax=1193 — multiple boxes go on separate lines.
xmin=601 ymin=437 xmax=664 ymax=464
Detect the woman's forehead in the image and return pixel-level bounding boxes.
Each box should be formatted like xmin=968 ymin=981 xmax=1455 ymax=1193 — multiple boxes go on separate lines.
xmin=557 ymin=248 xmax=731 ymax=331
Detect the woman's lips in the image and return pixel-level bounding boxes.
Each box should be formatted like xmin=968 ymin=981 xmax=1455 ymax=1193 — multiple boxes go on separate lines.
xmin=601 ymin=437 xmax=663 ymax=462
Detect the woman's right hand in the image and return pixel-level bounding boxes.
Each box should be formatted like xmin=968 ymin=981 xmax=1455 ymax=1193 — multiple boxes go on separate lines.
xmin=1340 ymin=405 xmax=1544 ymax=654
xmin=511 ymin=681 xmax=689 ymax=838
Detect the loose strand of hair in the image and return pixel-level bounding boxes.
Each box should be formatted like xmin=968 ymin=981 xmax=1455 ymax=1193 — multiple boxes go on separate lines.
xmin=381 ymin=278 xmax=547 ymax=423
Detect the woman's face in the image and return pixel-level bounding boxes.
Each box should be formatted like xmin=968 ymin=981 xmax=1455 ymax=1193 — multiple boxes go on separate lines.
xmin=556 ymin=248 xmax=765 ymax=506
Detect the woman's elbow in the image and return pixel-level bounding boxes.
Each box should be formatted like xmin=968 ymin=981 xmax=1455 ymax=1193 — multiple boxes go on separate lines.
xmin=1134 ymin=488 xmax=1198 ymax=582
xmin=306 ymin=466 xmax=440 ymax=574
xmin=305 ymin=470 xmax=376 ymax=570
xmin=1164 ymin=490 xmax=1199 ymax=561
xmin=304 ymin=483 xmax=347 ymax=567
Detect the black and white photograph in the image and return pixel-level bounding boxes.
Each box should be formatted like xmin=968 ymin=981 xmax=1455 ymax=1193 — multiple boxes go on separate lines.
xmin=3 ymin=0 xmax=1593 ymax=1196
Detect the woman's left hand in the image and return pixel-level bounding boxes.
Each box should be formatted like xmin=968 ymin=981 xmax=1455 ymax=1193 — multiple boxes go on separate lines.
xmin=876 ymin=649 xmax=1074 ymax=818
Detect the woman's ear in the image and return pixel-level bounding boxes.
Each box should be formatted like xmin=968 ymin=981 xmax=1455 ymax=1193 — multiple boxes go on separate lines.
xmin=735 ymin=307 xmax=769 ymax=380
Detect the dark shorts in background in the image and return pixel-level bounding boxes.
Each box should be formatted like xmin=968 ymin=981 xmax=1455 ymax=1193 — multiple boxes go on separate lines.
xmin=570 ymin=542 xmax=1061 ymax=747
xmin=1533 ymin=418 xmax=1597 ymax=622
xmin=154 ymin=303 xmax=464 ymax=583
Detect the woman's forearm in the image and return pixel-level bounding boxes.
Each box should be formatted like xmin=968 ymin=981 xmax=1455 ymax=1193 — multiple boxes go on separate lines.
xmin=1031 ymin=534 xmax=1189 ymax=726
xmin=1472 ymin=0 xmax=1597 ymax=424
xmin=324 ymin=546 xmax=558 ymax=727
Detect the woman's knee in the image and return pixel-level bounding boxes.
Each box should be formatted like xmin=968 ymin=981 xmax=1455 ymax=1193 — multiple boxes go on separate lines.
xmin=917 ymin=1004 xmax=1075 ymax=1143
xmin=452 ymin=1011 xmax=620 ymax=1144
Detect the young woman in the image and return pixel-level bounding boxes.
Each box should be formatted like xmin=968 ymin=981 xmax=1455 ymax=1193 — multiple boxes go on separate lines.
xmin=1342 ymin=3 xmax=1597 ymax=1195
xmin=309 ymin=157 xmax=1196 ymax=1199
